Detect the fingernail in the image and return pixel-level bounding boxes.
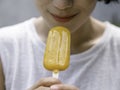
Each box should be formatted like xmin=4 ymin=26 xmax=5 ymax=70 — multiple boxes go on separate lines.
xmin=50 ymin=85 xmax=59 ymax=90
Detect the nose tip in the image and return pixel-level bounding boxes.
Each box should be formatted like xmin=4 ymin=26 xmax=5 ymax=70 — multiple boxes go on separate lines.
xmin=53 ymin=0 xmax=73 ymax=10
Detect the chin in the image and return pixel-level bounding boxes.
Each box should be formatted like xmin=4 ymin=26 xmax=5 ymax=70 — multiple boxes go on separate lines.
xmin=44 ymin=18 xmax=80 ymax=33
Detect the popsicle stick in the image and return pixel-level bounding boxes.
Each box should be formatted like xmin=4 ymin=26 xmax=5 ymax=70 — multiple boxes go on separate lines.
xmin=52 ymin=72 xmax=59 ymax=79
xmin=52 ymin=70 xmax=59 ymax=79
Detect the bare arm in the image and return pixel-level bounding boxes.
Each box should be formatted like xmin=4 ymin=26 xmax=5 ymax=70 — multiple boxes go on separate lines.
xmin=0 ymin=57 xmax=5 ymax=90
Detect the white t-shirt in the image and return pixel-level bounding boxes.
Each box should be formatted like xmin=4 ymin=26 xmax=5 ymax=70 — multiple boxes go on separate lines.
xmin=0 ymin=18 xmax=120 ymax=90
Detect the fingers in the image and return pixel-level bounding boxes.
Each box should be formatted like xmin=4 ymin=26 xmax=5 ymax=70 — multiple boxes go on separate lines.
xmin=28 ymin=77 xmax=79 ymax=90
xmin=50 ymin=84 xmax=79 ymax=90
xmin=28 ymin=77 xmax=61 ymax=90
xmin=34 ymin=86 xmax=50 ymax=90
xmin=37 ymin=77 xmax=61 ymax=87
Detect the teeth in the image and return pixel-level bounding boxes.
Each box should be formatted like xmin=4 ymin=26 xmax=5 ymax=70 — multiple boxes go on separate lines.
xmin=43 ymin=26 xmax=71 ymax=72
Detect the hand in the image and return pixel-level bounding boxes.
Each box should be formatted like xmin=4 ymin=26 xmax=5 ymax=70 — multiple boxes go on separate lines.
xmin=50 ymin=84 xmax=79 ymax=90
xmin=28 ymin=77 xmax=79 ymax=90
xmin=28 ymin=77 xmax=61 ymax=90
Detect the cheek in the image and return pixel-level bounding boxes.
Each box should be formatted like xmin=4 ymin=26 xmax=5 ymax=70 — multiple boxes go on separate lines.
xmin=35 ymin=0 xmax=50 ymax=10
xmin=75 ymin=0 xmax=96 ymax=13
xmin=87 ymin=3 xmax=96 ymax=15
xmin=85 ymin=0 xmax=97 ymax=12
xmin=36 ymin=0 xmax=48 ymax=4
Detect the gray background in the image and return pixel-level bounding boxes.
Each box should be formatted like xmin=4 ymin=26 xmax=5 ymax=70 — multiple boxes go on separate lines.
xmin=0 ymin=0 xmax=120 ymax=27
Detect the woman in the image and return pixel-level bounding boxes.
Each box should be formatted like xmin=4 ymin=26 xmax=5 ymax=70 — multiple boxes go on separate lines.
xmin=0 ymin=0 xmax=119 ymax=90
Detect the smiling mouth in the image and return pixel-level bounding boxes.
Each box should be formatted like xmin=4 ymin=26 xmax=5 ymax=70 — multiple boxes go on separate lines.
xmin=49 ymin=12 xmax=78 ymax=23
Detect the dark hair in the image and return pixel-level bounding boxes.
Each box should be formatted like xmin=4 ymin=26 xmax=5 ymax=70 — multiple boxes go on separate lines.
xmin=98 ymin=0 xmax=119 ymax=4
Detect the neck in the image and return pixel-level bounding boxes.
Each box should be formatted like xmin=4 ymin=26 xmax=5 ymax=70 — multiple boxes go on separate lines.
xmin=34 ymin=16 xmax=105 ymax=54
xmin=71 ymin=17 xmax=105 ymax=54
xmin=34 ymin=17 xmax=50 ymax=44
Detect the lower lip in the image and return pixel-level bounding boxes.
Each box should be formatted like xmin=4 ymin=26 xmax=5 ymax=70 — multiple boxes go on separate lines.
xmin=51 ymin=14 xmax=76 ymax=23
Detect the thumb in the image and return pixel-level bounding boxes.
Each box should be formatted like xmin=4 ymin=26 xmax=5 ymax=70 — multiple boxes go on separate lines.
xmin=38 ymin=77 xmax=61 ymax=87
xmin=28 ymin=77 xmax=61 ymax=90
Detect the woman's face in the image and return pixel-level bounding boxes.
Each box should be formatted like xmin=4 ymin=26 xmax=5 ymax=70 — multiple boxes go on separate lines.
xmin=35 ymin=0 xmax=97 ymax=32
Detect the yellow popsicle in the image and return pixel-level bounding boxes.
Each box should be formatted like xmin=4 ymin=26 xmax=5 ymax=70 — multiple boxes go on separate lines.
xmin=43 ymin=26 xmax=71 ymax=78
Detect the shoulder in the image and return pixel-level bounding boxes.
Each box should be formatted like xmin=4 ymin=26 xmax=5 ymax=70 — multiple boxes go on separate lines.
xmin=0 ymin=18 xmax=34 ymax=43
xmin=0 ymin=20 xmax=29 ymax=39
xmin=105 ymin=22 xmax=120 ymax=50
xmin=0 ymin=18 xmax=35 ymax=51
xmin=107 ymin=22 xmax=120 ymax=33
xmin=106 ymin=22 xmax=120 ymax=39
